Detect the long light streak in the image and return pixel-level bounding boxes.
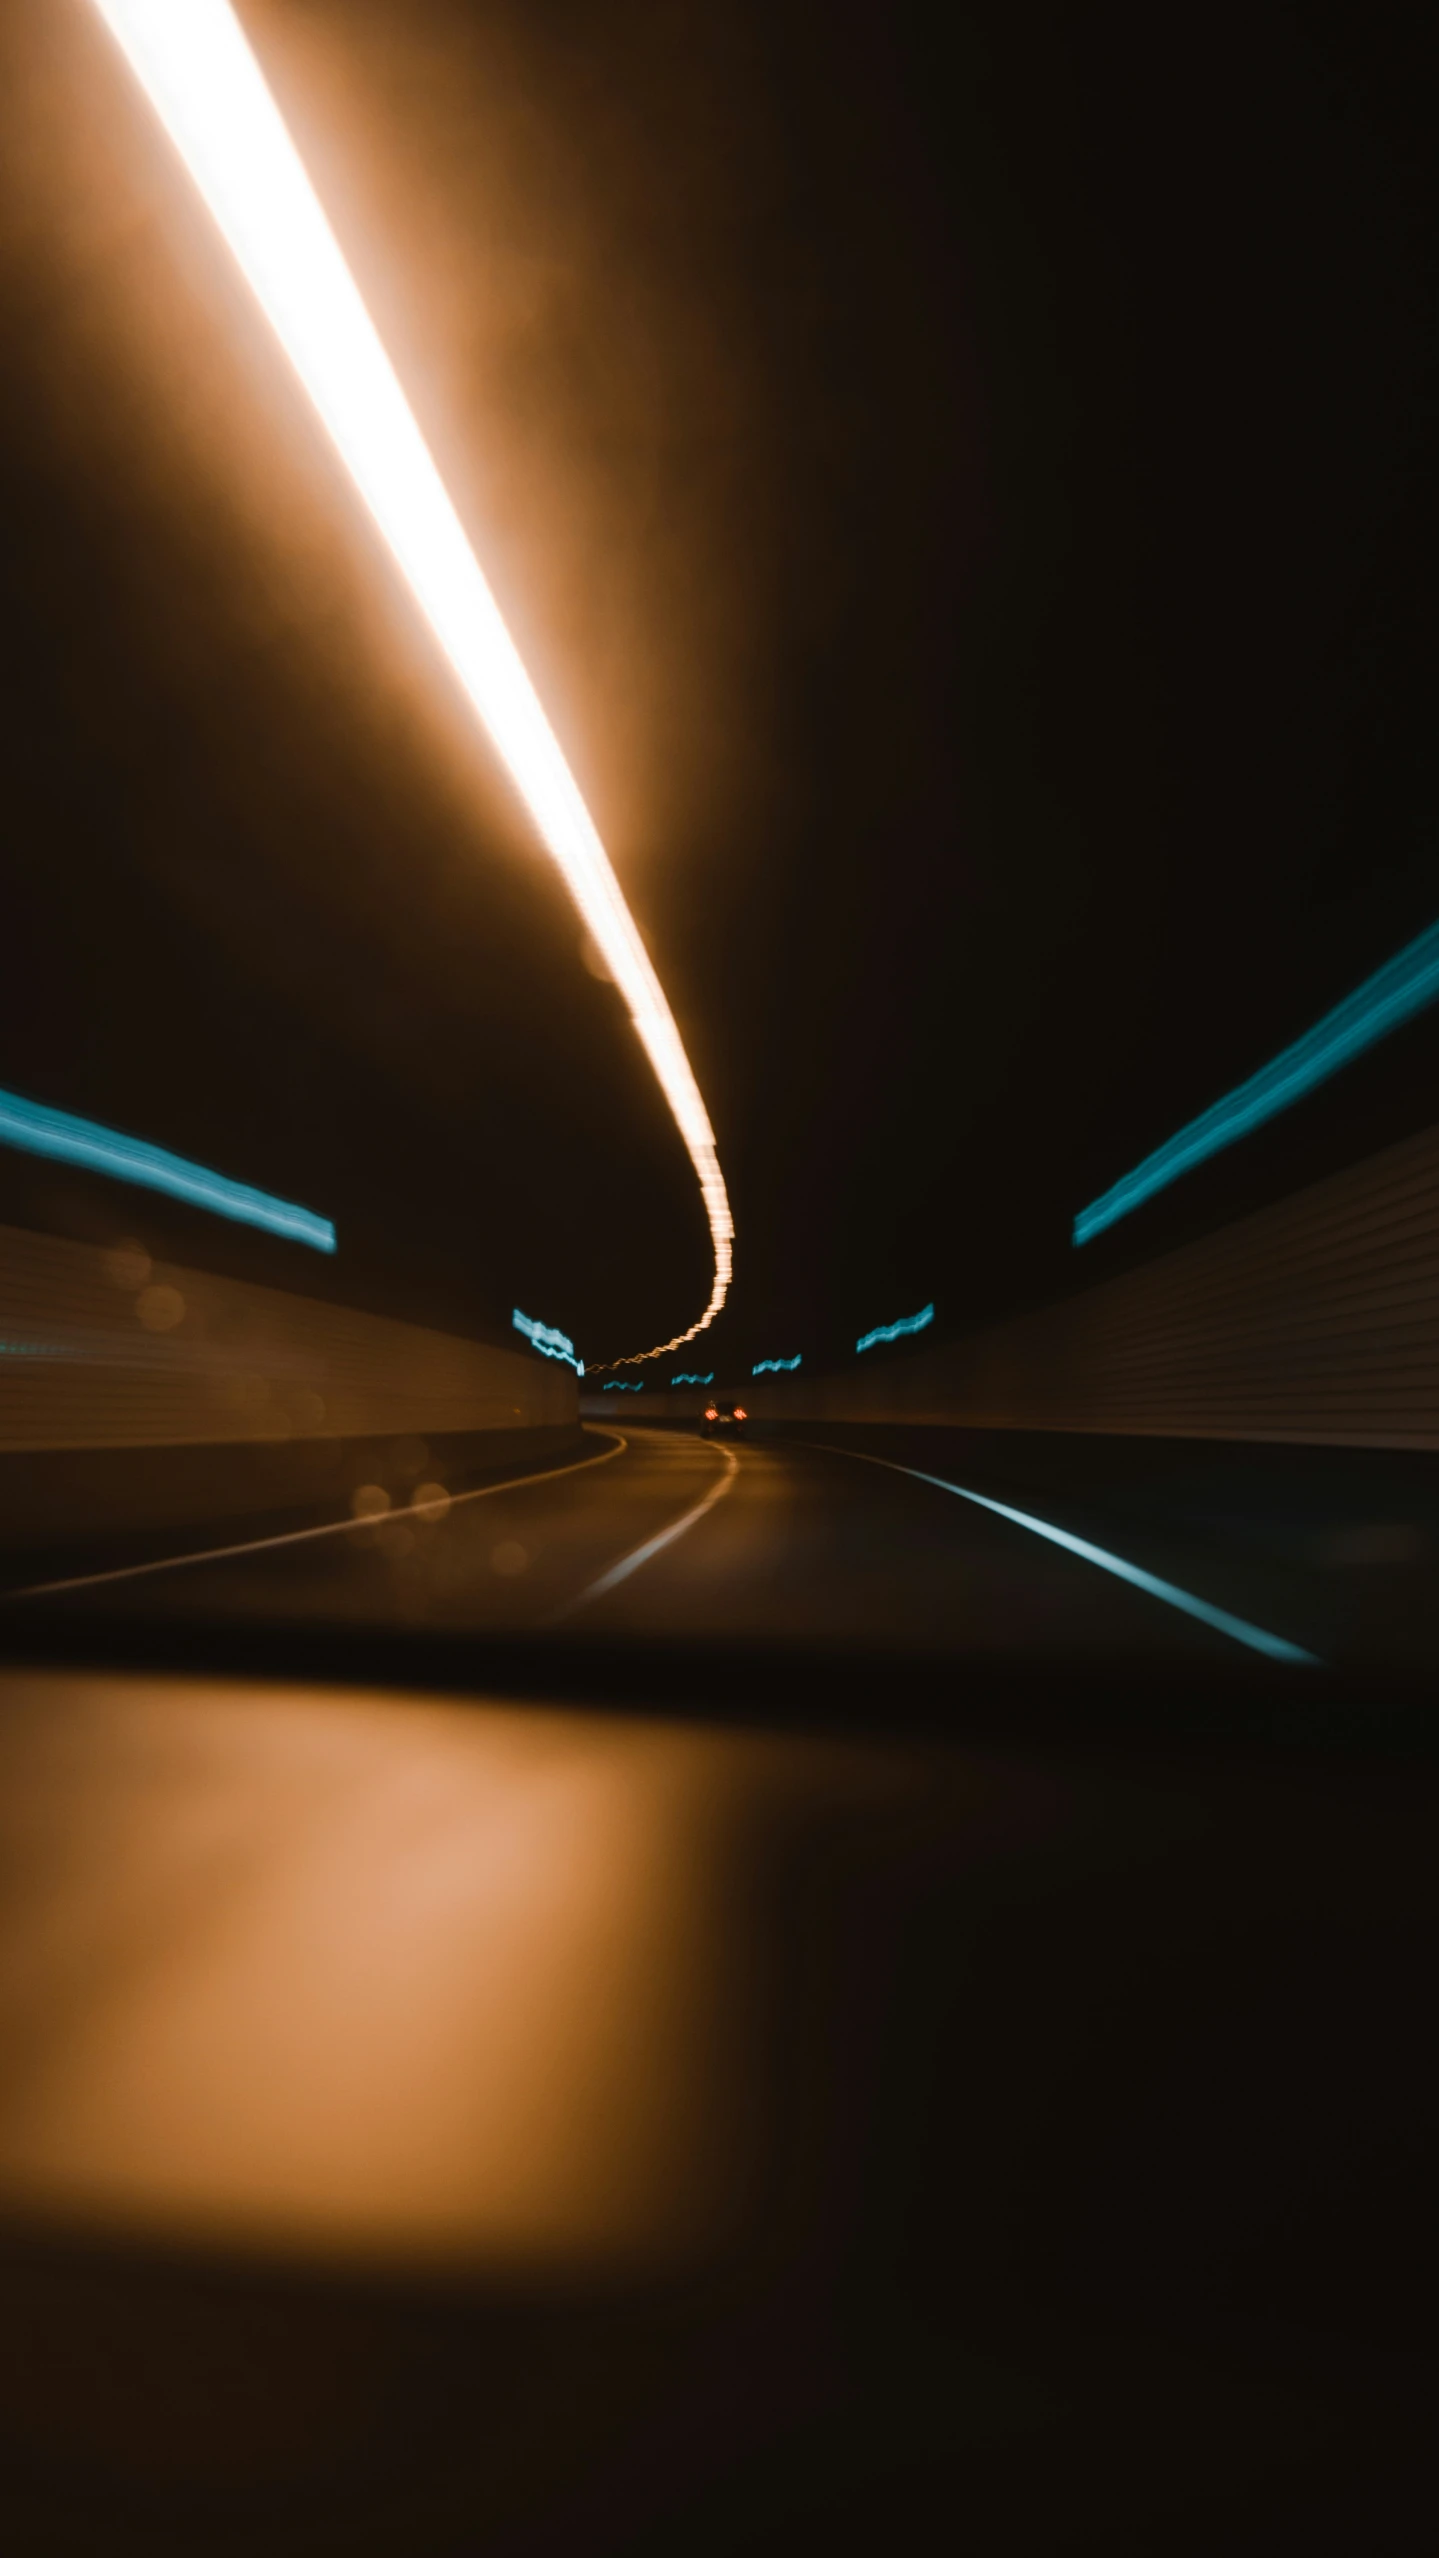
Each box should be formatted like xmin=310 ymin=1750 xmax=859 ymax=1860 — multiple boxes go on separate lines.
xmin=1076 ymin=917 xmax=1439 ymax=1246
xmin=0 ymin=1084 xmax=334 ymax=1251
xmin=601 ymin=1379 xmax=644 ymax=1391
xmin=512 ymin=1308 xmax=583 ymax=1374
xmin=752 ymin=1354 xmax=801 ymax=1375
xmin=670 ymin=1371 xmax=714 ymax=1385
xmin=808 ymin=1443 xmax=1319 ymax=1666
xmin=856 ymin=1302 xmax=934 ymax=1355
xmin=90 ymin=0 xmax=733 ymax=1358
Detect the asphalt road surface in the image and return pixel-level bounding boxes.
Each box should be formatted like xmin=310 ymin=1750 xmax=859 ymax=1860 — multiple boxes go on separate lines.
xmin=11 ymin=1412 xmax=1439 ymax=1667
xmin=14 ymin=1417 xmax=1432 ymax=1670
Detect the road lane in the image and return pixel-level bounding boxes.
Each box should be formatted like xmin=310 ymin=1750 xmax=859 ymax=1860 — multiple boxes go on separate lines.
xmin=557 ymin=1439 xmax=741 ymax=1620
xmin=11 ymin=1428 xmax=751 ymax=1640
xmin=800 ymin=1440 xmax=1317 ymax=1664
xmin=566 ymin=1432 xmax=1317 ymax=1660
xmin=14 ymin=1424 xmax=1321 ymax=1664
xmin=6 ymin=1428 xmax=631 ymax=1604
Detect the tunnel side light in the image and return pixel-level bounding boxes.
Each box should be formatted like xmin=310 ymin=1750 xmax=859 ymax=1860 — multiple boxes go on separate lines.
xmin=856 ymin=1303 xmax=934 ymax=1355
xmin=1074 ymin=915 xmax=1439 ymax=1245
xmin=512 ymin=1308 xmax=583 ymax=1374
xmin=0 ymin=1083 xmax=334 ymax=1251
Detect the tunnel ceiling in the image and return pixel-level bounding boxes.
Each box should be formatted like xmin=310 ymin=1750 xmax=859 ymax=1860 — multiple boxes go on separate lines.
xmin=0 ymin=0 xmax=1434 ymax=1370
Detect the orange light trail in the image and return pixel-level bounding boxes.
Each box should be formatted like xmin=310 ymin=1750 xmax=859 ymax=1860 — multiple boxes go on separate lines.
xmin=90 ymin=0 xmax=732 ymax=1360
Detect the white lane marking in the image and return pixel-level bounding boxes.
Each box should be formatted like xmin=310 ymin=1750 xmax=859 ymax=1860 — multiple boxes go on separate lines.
xmin=556 ymin=1438 xmax=741 ymax=1619
xmin=5 ymin=1429 xmax=629 ymax=1603
xmin=802 ymin=1441 xmax=1320 ymax=1667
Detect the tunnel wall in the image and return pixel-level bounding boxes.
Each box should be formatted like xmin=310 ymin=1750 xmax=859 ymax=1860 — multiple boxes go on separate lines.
xmin=651 ymin=1120 xmax=1439 ymax=1450
xmin=0 ymin=1220 xmax=577 ymax=1555
xmin=769 ymin=1120 xmax=1439 ymax=1447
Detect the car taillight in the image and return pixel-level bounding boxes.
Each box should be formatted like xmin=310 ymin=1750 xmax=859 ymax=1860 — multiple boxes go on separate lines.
xmin=733 ymin=1408 xmax=747 ymax=1421
xmin=705 ymin=1408 xmax=718 ymax=1420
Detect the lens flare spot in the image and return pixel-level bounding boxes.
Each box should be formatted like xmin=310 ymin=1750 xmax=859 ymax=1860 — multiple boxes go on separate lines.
xmin=136 ymin=1284 xmax=185 ymax=1334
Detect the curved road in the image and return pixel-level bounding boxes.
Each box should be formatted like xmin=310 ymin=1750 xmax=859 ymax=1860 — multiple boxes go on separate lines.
xmin=16 ymin=1422 xmax=1326 ymax=1665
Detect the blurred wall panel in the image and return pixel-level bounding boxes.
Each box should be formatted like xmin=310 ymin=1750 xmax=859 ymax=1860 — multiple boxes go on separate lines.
xmin=0 ymin=1221 xmax=573 ymax=1451
xmin=745 ymin=1123 xmax=1439 ymax=1448
xmin=0 ymin=1222 xmax=578 ymax=1558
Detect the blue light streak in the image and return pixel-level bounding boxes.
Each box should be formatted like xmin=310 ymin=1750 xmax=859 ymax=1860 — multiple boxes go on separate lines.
xmin=811 ymin=1443 xmax=1318 ymax=1665
xmin=601 ymin=1379 xmax=644 ymax=1391
xmin=752 ymin=1354 xmax=802 ymax=1375
xmin=0 ymin=1085 xmax=335 ymax=1252
xmin=670 ymin=1372 xmax=715 ymax=1385
xmin=1075 ymin=917 xmax=1439 ymax=1246
xmin=856 ymin=1302 xmax=934 ymax=1356
xmin=512 ymin=1308 xmax=584 ymax=1374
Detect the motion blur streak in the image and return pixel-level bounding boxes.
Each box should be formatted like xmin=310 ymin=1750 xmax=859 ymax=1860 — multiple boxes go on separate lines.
xmin=0 ymin=1084 xmax=334 ymax=1251
xmin=856 ymin=1302 xmax=934 ymax=1355
xmin=753 ymin=1354 xmax=802 ymax=1375
xmin=810 ymin=1444 xmax=1319 ymax=1665
xmin=670 ymin=1373 xmax=714 ymax=1385
xmin=89 ymin=0 xmax=733 ymax=1357
xmin=512 ymin=1308 xmax=583 ymax=1374
xmin=1075 ymin=916 xmax=1439 ymax=1245
xmin=558 ymin=1441 xmax=740 ymax=1618
xmin=602 ymin=1380 xmax=644 ymax=1391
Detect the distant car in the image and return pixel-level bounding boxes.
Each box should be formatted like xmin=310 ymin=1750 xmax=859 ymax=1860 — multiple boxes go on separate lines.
xmin=701 ymin=1403 xmax=748 ymax=1438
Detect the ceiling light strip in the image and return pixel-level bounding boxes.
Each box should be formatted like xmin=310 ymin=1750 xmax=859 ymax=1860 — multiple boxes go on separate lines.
xmin=91 ymin=0 xmax=732 ymax=1356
